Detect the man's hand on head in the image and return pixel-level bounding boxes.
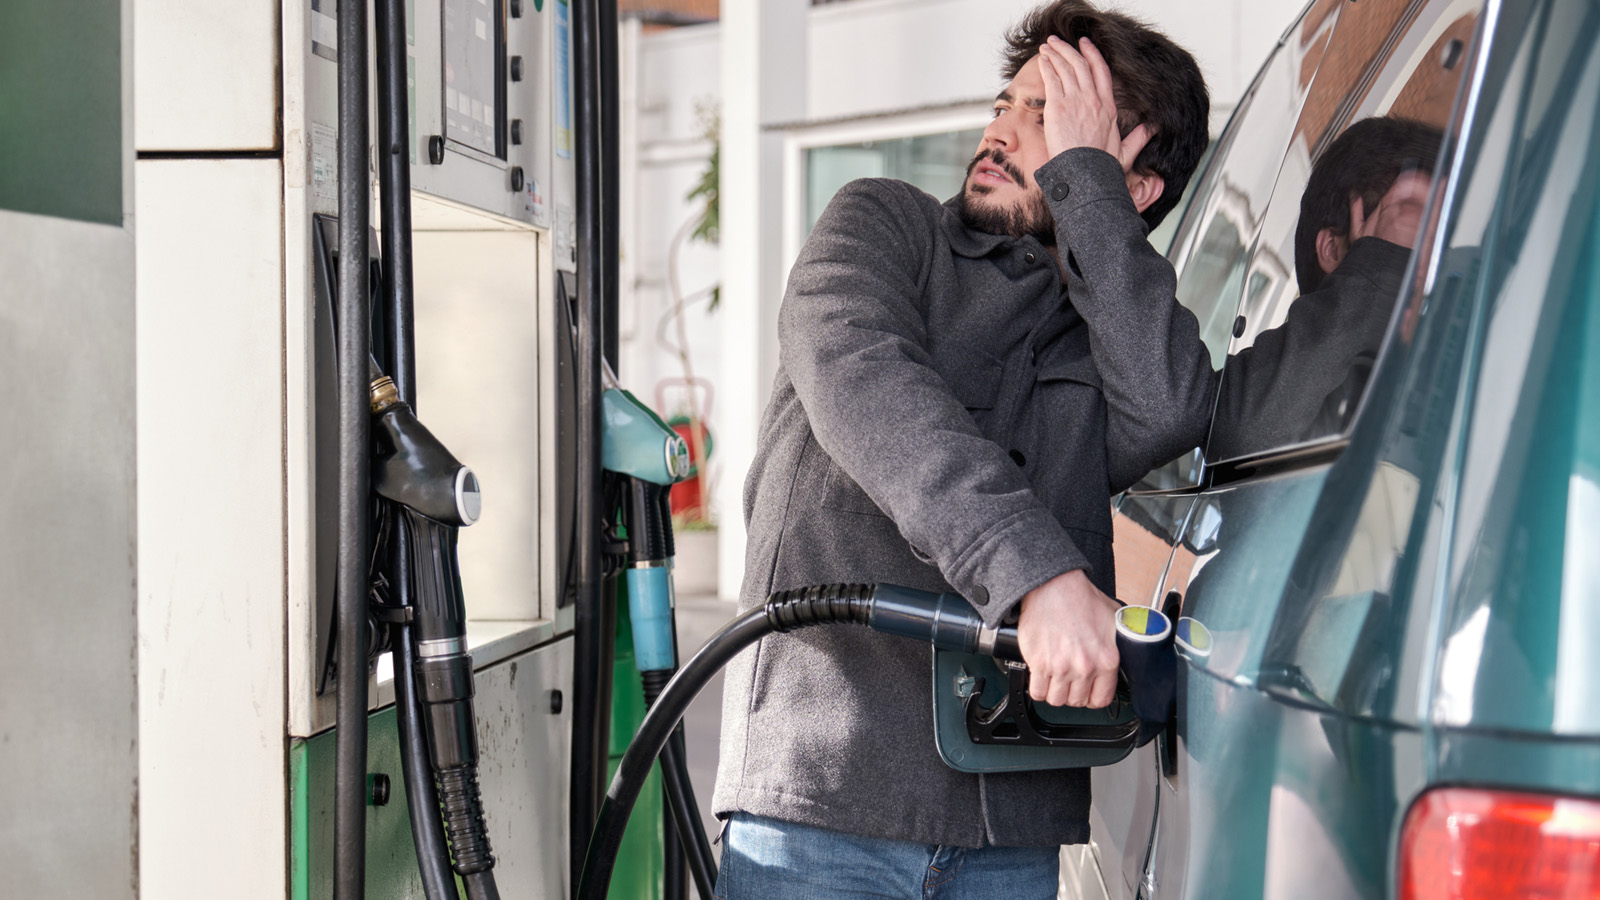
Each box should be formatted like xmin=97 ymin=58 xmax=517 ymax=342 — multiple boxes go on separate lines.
xmin=1353 ymin=168 xmax=1433 ymax=251
xmin=1038 ymin=35 xmax=1151 ymax=172
xmin=1015 ymin=568 xmax=1121 ymax=709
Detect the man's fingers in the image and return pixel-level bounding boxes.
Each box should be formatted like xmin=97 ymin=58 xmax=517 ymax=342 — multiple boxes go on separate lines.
xmin=1040 ymin=39 xmax=1083 ymax=98
xmin=1351 ymin=194 xmax=1370 ymax=239
xmin=1086 ymin=671 xmax=1117 ymax=709
xmin=1062 ymin=676 xmax=1089 ymax=708
xmin=1119 ymin=123 xmax=1152 ymax=172
xmin=1048 ymin=36 xmax=1095 ymax=100
xmin=1028 ymin=671 xmax=1051 ymax=704
xmin=1046 ymin=670 xmax=1080 ymax=708
xmin=1038 ymin=45 xmax=1070 ymax=104
xmin=1078 ymin=37 xmax=1117 ymax=112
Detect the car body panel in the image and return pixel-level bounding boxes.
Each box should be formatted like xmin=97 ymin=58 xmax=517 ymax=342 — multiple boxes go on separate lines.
xmin=1087 ymin=0 xmax=1600 ymax=898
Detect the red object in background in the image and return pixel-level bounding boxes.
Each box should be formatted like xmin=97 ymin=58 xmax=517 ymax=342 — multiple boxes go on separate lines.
xmin=657 ymin=377 xmax=715 ymax=523
xmin=667 ymin=418 xmax=710 ymax=521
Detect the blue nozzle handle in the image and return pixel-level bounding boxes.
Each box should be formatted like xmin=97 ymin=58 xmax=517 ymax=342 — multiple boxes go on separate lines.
xmin=626 ymin=565 xmax=677 ymax=672
xmin=602 ymin=389 xmax=691 ymax=485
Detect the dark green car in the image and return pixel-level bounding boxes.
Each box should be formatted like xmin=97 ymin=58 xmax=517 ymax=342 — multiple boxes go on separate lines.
xmin=1074 ymin=0 xmax=1600 ymax=896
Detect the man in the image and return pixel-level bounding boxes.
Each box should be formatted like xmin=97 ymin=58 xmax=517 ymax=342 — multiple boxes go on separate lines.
xmin=712 ymin=3 xmax=1213 ymax=896
xmin=1211 ymin=115 xmax=1442 ymax=460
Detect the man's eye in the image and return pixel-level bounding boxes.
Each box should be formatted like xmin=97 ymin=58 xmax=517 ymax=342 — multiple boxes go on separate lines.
xmin=992 ymin=107 xmax=1006 ymax=118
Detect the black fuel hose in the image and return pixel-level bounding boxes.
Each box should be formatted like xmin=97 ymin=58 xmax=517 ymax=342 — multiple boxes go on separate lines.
xmin=577 ymin=605 xmax=773 ymax=900
xmin=661 ymin=726 xmax=713 ymax=898
xmin=392 ymin=616 xmax=459 ymax=900
xmin=641 ymin=670 xmax=717 ymax=899
xmin=577 ymin=584 xmax=1013 ymax=900
xmin=333 ymin=0 xmax=372 ymax=893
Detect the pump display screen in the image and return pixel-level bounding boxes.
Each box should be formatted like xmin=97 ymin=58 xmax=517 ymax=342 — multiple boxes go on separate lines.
xmin=443 ymin=0 xmax=506 ymax=158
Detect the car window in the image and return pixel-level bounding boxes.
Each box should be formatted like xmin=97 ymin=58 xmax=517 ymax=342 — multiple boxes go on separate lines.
xmin=1167 ymin=0 xmax=1344 ymax=370
xmin=1128 ymin=0 xmax=1344 ymax=492
xmin=1206 ymin=0 xmax=1484 ymax=464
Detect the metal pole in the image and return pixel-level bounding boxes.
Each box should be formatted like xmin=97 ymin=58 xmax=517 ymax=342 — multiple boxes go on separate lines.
xmin=599 ymin=0 xmax=620 ymax=374
xmin=334 ymin=0 xmax=372 ymax=894
xmin=373 ymin=0 xmax=458 ymax=895
xmin=569 ymin=0 xmax=614 ymax=887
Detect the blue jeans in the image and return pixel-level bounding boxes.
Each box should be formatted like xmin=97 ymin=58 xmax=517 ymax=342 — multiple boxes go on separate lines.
xmin=714 ymin=813 xmax=1060 ymax=900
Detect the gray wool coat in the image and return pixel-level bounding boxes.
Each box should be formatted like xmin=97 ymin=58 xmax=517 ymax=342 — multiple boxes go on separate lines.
xmin=712 ymin=148 xmax=1216 ymax=848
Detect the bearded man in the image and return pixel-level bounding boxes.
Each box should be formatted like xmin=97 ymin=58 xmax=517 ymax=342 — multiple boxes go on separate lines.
xmin=713 ymin=2 xmax=1215 ymax=896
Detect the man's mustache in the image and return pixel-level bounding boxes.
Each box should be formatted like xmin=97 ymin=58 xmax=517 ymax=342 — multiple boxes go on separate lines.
xmin=967 ymin=149 xmax=1027 ymax=186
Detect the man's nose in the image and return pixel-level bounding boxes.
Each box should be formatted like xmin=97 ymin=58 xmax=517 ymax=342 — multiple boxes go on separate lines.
xmin=982 ymin=112 xmax=1017 ymax=150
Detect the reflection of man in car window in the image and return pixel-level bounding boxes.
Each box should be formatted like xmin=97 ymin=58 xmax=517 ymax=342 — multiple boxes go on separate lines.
xmin=1211 ymin=116 xmax=1443 ymax=460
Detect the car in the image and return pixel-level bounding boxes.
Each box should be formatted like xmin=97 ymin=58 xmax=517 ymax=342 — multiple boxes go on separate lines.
xmin=1066 ymin=0 xmax=1600 ymax=897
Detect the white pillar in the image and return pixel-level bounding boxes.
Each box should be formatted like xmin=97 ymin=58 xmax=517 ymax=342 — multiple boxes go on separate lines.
xmin=717 ymin=0 xmax=808 ymax=600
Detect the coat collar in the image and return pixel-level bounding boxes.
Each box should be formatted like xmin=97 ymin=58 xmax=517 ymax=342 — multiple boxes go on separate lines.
xmin=940 ymin=196 xmax=1015 ymax=259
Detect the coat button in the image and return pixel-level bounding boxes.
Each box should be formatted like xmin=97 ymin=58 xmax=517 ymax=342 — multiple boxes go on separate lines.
xmin=1050 ymin=183 xmax=1069 ymax=201
xmin=1024 ymin=252 xmax=1037 ymax=264
xmin=1009 ymin=449 xmax=1026 ymax=467
xmin=969 ymin=585 xmax=990 ymax=606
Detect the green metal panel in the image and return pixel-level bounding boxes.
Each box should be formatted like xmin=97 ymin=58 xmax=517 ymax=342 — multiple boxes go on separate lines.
xmin=0 ymin=0 xmax=122 ymax=224
xmin=290 ymin=708 xmax=430 ymax=900
xmin=609 ymin=586 xmax=666 ymax=900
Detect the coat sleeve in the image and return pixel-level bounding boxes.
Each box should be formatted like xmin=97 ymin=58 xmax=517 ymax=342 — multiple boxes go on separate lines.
xmin=780 ymin=178 xmax=1088 ymax=625
xmin=1035 ymin=149 xmax=1218 ymax=493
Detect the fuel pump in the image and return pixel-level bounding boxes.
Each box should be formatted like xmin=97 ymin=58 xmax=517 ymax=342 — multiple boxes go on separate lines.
xmin=600 ymin=376 xmax=718 ymax=899
xmin=323 ymin=0 xmax=1181 ymax=896
xmin=328 ymin=0 xmax=504 ymax=897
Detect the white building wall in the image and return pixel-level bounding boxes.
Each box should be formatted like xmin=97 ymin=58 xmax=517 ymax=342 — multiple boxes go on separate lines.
xmin=625 ymin=0 xmax=1306 ymax=598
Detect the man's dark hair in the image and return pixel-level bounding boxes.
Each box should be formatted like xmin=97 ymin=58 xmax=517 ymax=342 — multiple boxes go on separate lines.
xmin=1293 ymin=116 xmax=1444 ymax=294
xmin=1001 ymin=0 xmax=1210 ymax=230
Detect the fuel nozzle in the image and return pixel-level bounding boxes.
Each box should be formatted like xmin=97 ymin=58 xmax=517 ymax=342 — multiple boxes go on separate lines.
xmin=367 ymin=356 xmax=495 ymax=881
xmin=369 ymin=362 xmax=481 ymax=527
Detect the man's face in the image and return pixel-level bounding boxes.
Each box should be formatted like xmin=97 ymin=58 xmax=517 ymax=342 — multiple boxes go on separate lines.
xmin=958 ymin=56 xmax=1057 ymax=244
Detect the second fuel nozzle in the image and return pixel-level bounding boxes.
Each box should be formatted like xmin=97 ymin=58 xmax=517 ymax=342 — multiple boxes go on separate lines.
xmin=370 ymin=374 xmax=481 ymax=527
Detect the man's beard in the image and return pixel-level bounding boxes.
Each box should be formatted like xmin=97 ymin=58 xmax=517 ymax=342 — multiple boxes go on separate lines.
xmin=957 ymin=149 xmax=1056 ymax=246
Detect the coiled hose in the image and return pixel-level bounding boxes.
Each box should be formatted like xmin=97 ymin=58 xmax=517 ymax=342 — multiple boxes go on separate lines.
xmin=576 ymin=584 xmax=886 ymax=900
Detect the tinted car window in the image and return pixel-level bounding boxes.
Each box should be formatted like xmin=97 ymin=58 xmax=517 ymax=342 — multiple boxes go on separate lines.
xmin=1167 ymin=2 xmax=1342 ymax=370
xmin=1207 ymin=0 xmax=1483 ymax=463
xmin=1128 ymin=3 xmax=1344 ymax=492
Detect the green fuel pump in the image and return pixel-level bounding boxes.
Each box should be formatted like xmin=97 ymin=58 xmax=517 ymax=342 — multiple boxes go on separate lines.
xmin=600 ymin=375 xmax=719 ymax=899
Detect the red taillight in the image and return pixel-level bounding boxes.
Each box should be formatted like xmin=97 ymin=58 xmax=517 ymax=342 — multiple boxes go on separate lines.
xmin=1399 ymin=788 xmax=1600 ymax=900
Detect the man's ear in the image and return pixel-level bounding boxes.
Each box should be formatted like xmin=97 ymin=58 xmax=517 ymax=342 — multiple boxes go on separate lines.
xmin=1126 ymin=170 xmax=1165 ymax=215
xmin=1316 ymin=226 xmax=1349 ymax=277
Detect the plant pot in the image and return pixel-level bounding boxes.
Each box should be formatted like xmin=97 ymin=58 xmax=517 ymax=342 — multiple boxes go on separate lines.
xmin=672 ymin=527 xmax=719 ymax=596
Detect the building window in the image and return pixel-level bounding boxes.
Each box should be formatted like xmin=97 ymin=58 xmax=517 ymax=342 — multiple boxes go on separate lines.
xmin=804 ymin=128 xmax=985 ymax=233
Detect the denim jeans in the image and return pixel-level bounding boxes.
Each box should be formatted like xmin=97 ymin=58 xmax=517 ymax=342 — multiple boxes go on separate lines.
xmin=714 ymin=813 xmax=1060 ymax=900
